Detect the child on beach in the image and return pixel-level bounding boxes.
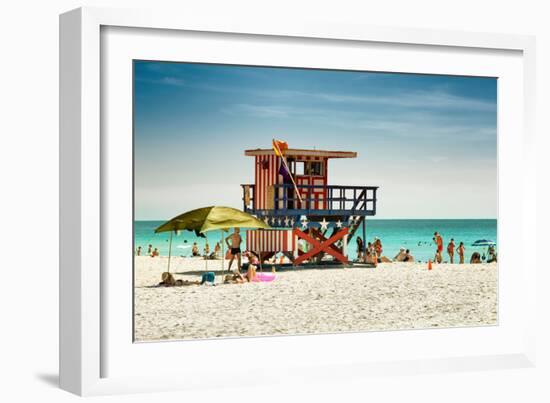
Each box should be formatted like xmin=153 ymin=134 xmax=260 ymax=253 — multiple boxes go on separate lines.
xmin=151 ymin=247 xmax=159 ymax=257
xmin=447 ymin=238 xmax=455 ymax=264
xmin=457 ymin=242 xmax=465 ymax=264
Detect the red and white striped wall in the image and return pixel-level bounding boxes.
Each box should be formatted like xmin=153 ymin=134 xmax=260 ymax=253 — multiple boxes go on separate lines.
xmin=254 ymin=155 xmax=281 ymax=210
xmin=246 ymin=230 xmax=296 ymax=253
xmin=254 ymin=154 xmax=329 ymax=210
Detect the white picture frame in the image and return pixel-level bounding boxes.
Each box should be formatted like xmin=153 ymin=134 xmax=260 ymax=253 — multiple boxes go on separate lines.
xmin=59 ymin=6 xmax=537 ymax=396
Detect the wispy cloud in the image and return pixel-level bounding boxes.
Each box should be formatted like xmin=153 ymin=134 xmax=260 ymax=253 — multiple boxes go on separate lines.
xmin=136 ymin=76 xmax=186 ymax=87
xmin=265 ymin=89 xmax=495 ymax=112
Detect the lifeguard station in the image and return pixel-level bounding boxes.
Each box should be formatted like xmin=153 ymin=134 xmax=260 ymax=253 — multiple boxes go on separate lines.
xmin=241 ymin=143 xmax=378 ymax=265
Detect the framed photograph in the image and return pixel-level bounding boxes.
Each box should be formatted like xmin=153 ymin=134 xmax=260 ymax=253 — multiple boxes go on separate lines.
xmin=60 ymin=7 xmax=537 ymax=396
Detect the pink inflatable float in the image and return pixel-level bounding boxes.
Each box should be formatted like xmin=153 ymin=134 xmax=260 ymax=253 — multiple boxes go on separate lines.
xmin=253 ymin=272 xmax=276 ymax=282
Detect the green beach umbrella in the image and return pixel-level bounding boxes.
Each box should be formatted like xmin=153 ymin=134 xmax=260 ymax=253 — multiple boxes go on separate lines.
xmin=155 ymin=206 xmax=270 ymax=235
xmin=154 ymin=206 xmax=271 ymax=277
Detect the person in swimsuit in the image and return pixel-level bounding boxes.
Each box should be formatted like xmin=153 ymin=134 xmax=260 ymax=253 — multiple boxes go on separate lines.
xmin=147 ymin=244 xmax=152 ymax=255
xmin=135 ymin=246 xmax=141 ymax=256
xmin=191 ymin=242 xmax=200 ymax=257
xmin=403 ymin=249 xmax=414 ymax=262
xmin=356 ymin=236 xmax=364 ymax=260
xmin=457 ymin=242 xmax=465 ymax=264
xmin=447 ymin=238 xmax=455 ymax=264
xmin=394 ymin=247 xmax=407 ymax=262
xmin=433 ymin=232 xmax=443 ymax=263
xmin=226 ymin=228 xmax=243 ymax=272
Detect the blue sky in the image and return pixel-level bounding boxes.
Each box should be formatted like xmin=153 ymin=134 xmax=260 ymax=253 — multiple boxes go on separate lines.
xmin=134 ymin=61 xmax=497 ymax=220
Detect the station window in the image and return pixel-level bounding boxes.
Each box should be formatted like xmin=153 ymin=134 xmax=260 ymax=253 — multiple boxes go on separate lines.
xmin=305 ymin=161 xmax=323 ymax=176
xmin=294 ymin=161 xmax=305 ymax=175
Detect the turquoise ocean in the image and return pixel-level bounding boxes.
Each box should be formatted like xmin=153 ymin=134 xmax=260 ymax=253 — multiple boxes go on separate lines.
xmin=134 ymin=219 xmax=497 ymax=263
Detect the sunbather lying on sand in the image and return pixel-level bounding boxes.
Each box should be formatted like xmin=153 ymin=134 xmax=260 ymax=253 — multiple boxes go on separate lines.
xmin=158 ymin=272 xmax=201 ymax=287
xmin=224 ymin=264 xmax=257 ymax=284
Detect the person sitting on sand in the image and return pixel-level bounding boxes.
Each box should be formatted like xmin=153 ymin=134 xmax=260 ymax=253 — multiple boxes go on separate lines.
xmin=457 ymin=242 xmax=465 ymax=264
xmin=470 ymin=251 xmax=482 ymax=264
xmin=135 ymin=246 xmax=142 ymax=256
xmin=373 ymin=238 xmax=392 ymax=263
xmin=246 ymin=263 xmax=257 ymax=282
xmin=226 ymin=228 xmax=243 ymax=272
xmin=487 ymin=245 xmax=497 ymax=263
xmin=403 ymin=249 xmax=414 ymax=262
xmin=364 ymin=242 xmax=376 ymax=263
xmin=192 ymin=242 xmax=200 ymax=257
xmin=394 ymin=247 xmax=407 ymax=262
xmin=447 ymin=238 xmax=455 ymax=264
xmin=151 ymin=247 xmax=159 ymax=257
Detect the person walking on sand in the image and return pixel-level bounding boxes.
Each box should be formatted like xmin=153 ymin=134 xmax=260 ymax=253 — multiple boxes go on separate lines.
xmin=457 ymin=241 xmax=465 ymax=264
xmin=226 ymin=228 xmax=243 ymax=272
xmin=447 ymin=238 xmax=456 ymax=264
xmin=433 ymin=232 xmax=443 ymax=263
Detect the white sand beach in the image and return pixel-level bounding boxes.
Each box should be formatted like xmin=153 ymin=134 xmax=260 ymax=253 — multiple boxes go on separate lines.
xmin=134 ymin=256 xmax=497 ymax=341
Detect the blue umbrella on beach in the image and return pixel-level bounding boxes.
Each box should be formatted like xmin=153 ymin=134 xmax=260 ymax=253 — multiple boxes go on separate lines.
xmin=471 ymin=239 xmax=496 ymax=247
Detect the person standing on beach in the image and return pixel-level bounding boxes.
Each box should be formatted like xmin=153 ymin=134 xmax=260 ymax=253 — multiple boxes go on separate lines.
xmin=192 ymin=242 xmax=200 ymax=257
xmin=226 ymin=228 xmax=243 ymax=272
xmin=356 ymin=236 xmax=364 ymax=260
xmin=447 ymin=238 xmax=456 ymax=264
xmin=147 ymin=244 xmax=152 ymax=255
xmin=433 ymin=232 xmax=443 ymax=263
xmin=457 ymin=242 xmax=465 ymax=264
xmin=136 ymin=246 xmax=142 ymax=256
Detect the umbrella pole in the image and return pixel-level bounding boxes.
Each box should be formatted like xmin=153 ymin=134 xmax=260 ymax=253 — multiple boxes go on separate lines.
xmin=205 ymin=234 xmax=208 ymax=273
xmin=167 ymin=231 xmax=173 ymax=273
xmin=220 ymin=230 xmax=225 ymax=284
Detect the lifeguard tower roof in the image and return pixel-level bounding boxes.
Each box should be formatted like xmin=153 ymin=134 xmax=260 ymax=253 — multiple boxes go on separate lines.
xmin=245 ymin=148 xmax=357 ymax=159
